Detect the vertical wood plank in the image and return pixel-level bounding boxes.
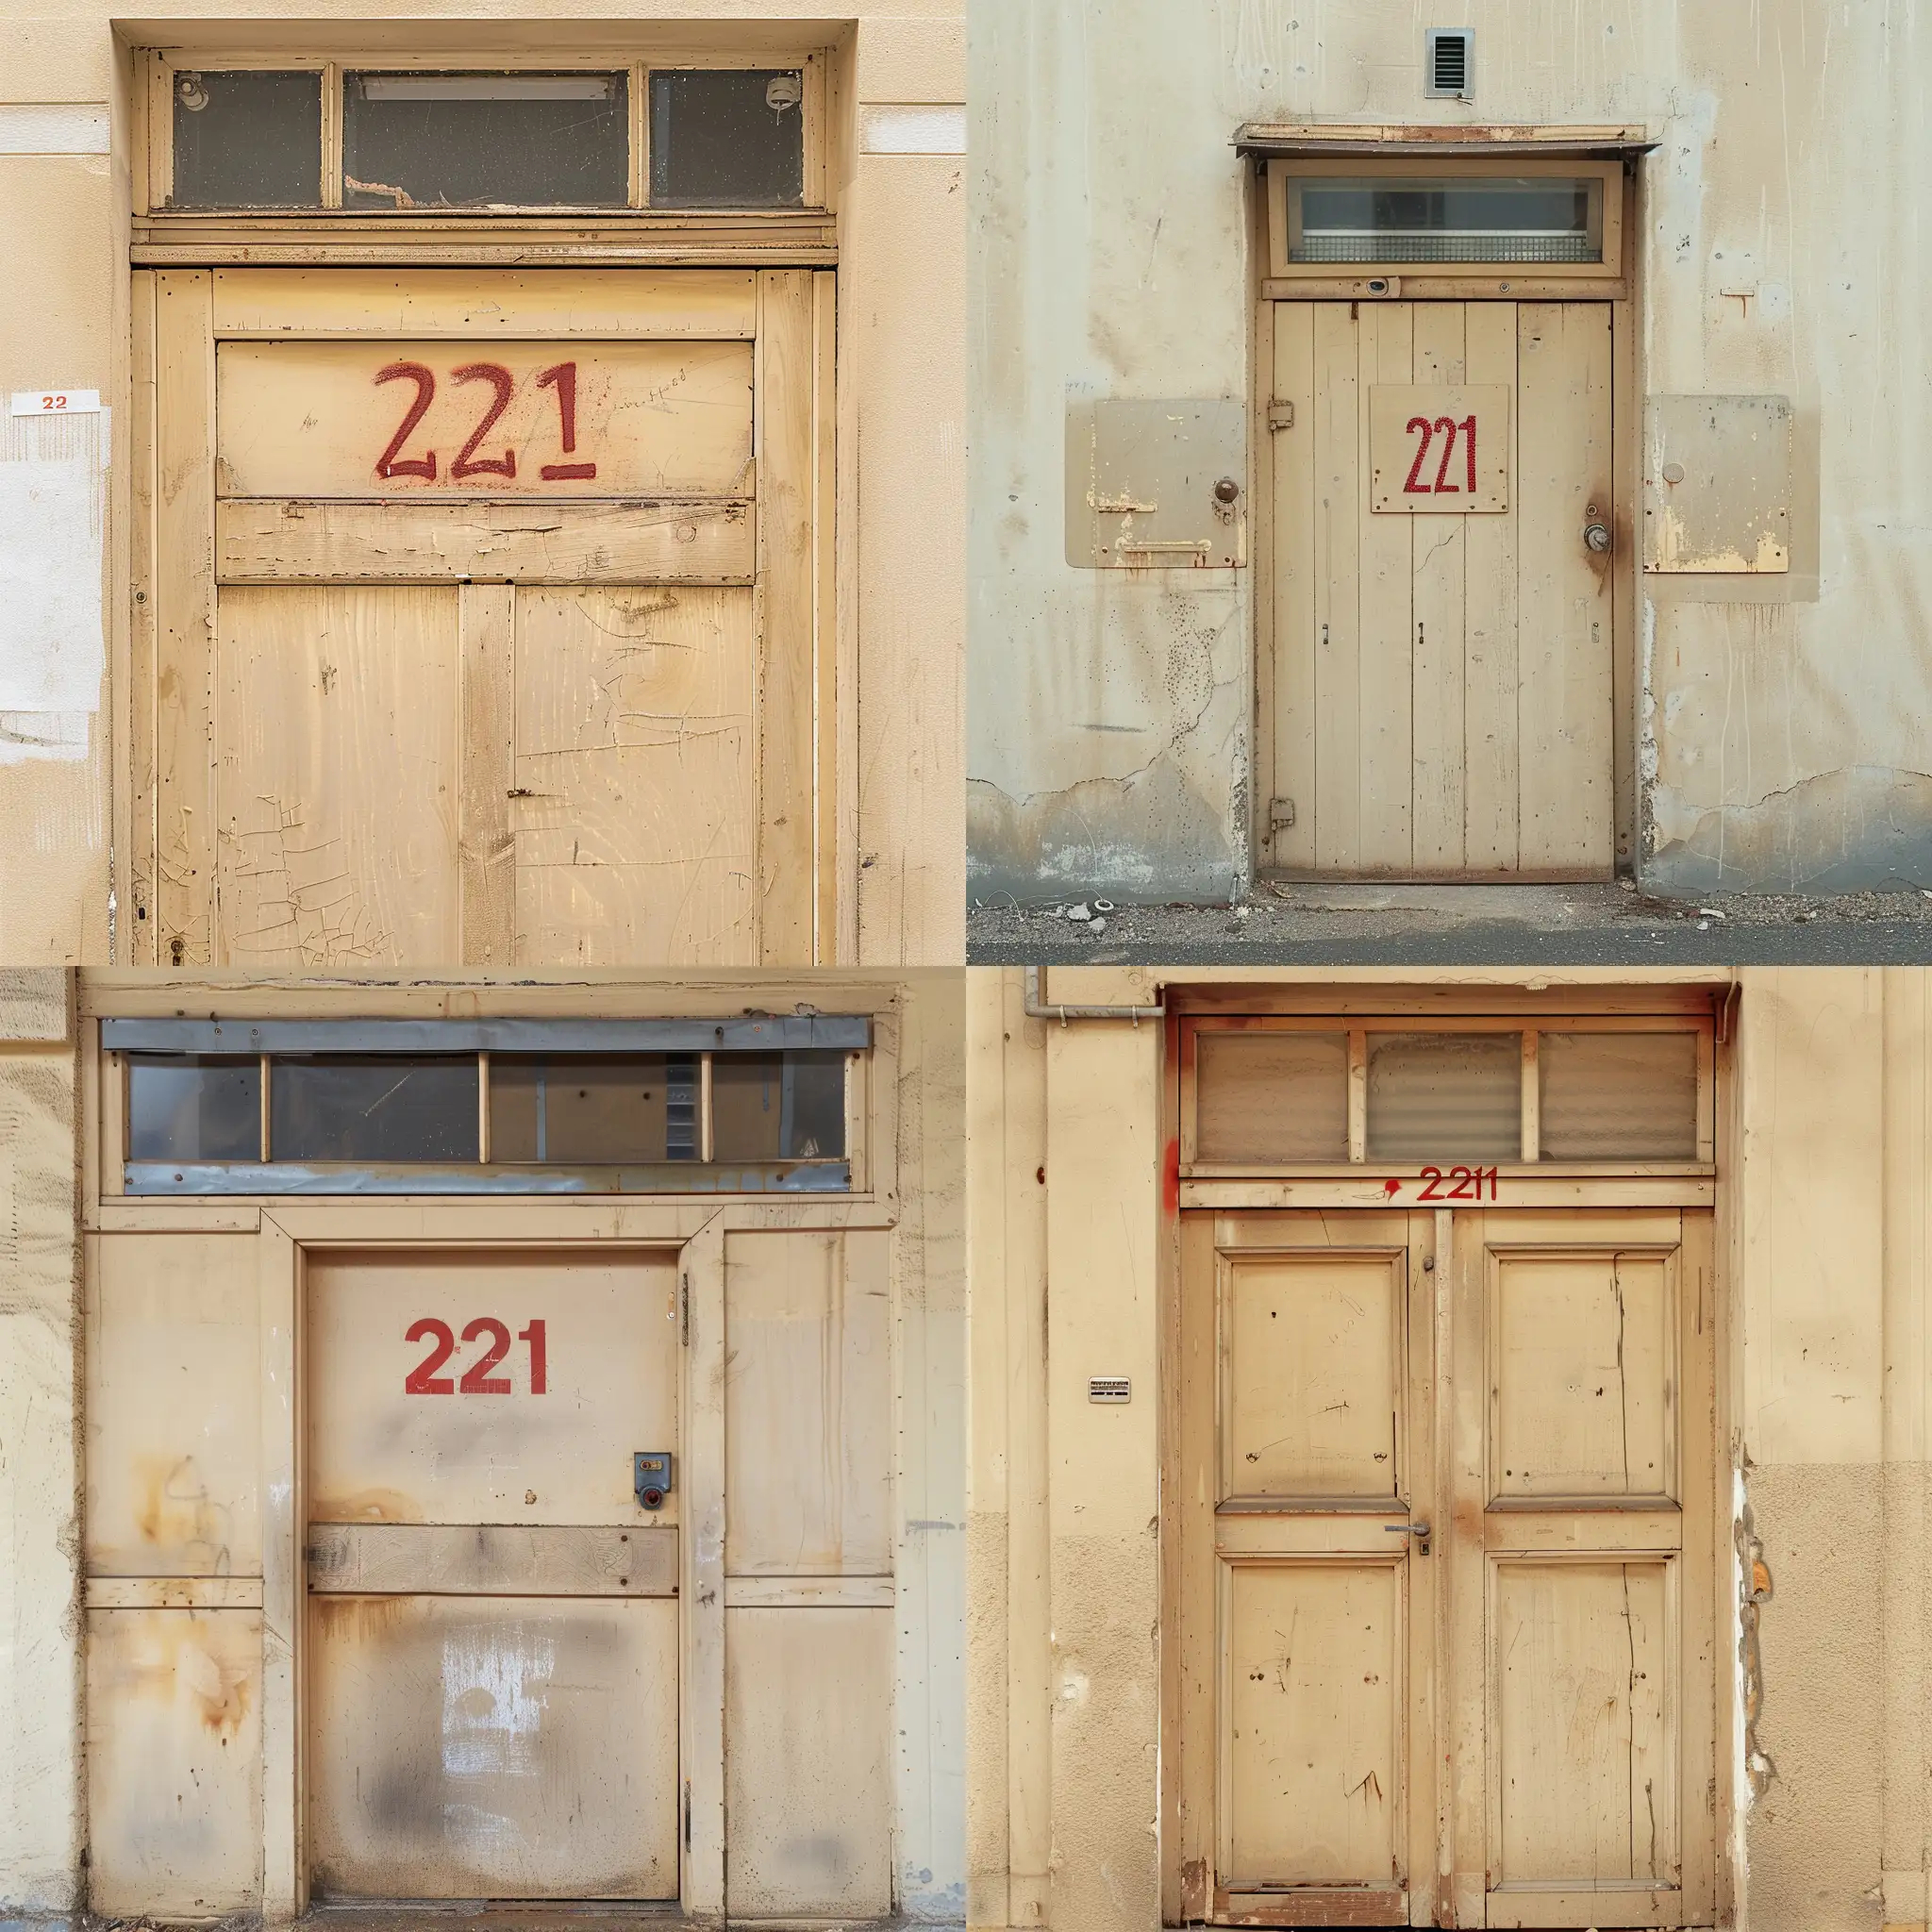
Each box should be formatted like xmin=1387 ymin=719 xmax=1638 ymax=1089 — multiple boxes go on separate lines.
xmin=1518 ymin=303 xmax=1614 ymax=873
xmin=154 ymin=271 xmax=216 ymax=964
xmin=1311 ymin=305 xmax=1361 ymax=869
xmin=1357 ymin=303 xmax=1414 ymax=871
xmin=458 ymin=584 xmax=515 ymax=966
xmin=755 ymin=270 xmax=820 ymax=963
xmin=1270 ymin=303 xmax=1318 ymax=871
xmin=258 ymin=1212 xmax=299 ymax=1919
xmin=811 ymin=270 xmax=841 ymax=959
xmin=680 ymin=1215 xmax=727 ymax=1919
xmin=1407 ymin=1215 xmax=1441 ymax=1922
xmin=1175 ymin=1212 xmax=1218 ymax=1918
xmin=126 ymin=272 xmax=159 ymax=962
xmin=1611 ymin=298 xmax=1638 ymax=869
xmin=1447 ymin=1211 xmax=1488 ymax=1925
xmin=1463 ymin=305 xmax=1521 ymax=871
xmin=1679 ymin=1210 xmax=1719 ymax=1919
xmin=1410 ymin=305 xmax=1467 ymax=873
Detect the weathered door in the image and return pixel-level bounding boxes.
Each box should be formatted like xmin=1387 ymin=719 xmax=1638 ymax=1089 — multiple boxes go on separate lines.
xmin=1267 ymin=301 xmax=1614 ymax=878
xmin=304 ymin=1248 xmax=680 ymax=1899
xmin=138 ymin=267 xmax=831 ymax=967
xmin=1176 ymin=1208 xmax=1715 ymax=1927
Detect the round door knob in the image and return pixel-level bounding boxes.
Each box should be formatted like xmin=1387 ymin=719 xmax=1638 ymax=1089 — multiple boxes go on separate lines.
xmin=1213 ymin=477 xmax=1241 ymax=505
xmin=1584 ymin=521 xmax=1612 ymax=553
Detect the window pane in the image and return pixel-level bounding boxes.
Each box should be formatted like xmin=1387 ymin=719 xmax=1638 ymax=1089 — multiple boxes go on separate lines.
xmin=1540 ymin=1032 xmax=1699 ymax=1160
xmin=169 ymin=69 xmax=323 ymax=208
xmin=271 ymin=1056 xmax=478 ymax=1161
xmin=1194 ymin=1032 xmax=1348 ymax=1162
xmin=490 ymin=1055 xmax=698 ymax=1163
xmin=1365 ymin=1033 xmax=1521 ymax=1162
xmin=342 ymin=71 xmax=628 ymax=209
xmin=127 ymin=1056 xmax=260 ymax=1161
xmin=711 ymin=1052 xmax=846 ymax=1161
xmin=1291 ymin=175 xmax=1600 ymax=264
xmin=650 ymin=69 xmax=805 ymax=208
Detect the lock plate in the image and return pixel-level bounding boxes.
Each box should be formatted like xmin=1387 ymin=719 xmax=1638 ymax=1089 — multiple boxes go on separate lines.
xmin=634 ymin=1451 xmax=674 ymax=1510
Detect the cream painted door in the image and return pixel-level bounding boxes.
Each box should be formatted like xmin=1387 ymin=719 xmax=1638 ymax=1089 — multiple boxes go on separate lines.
xmin=1176 ymin=1208 xmax=1716 ymax=1928
xmin=137 ymin=266 xmax=832 ymax=968
xmin=1267 ymin=301 xmax=1614 ymax=878
xmin=304 ymin=1249 xmax=680 ymax=1900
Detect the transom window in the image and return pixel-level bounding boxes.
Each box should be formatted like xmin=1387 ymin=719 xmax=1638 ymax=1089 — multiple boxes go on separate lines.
xmin=149 ymin=56 xmax=819 ymax=213
xmin=108 ymin=1016 xmax=865 ymax=1193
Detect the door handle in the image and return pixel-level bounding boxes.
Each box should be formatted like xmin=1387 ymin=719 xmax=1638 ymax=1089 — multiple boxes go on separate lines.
xmin=1385 ymin=1521 xmax=1432 ymax=1555
xmin=1583 ymin=520 xmax=1612 ymax=553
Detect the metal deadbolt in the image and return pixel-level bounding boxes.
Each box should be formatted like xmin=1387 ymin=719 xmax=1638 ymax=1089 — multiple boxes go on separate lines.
xmin=1213 ymin=476 xmax=1241 ymax=505
xmin=1584 ymin=521 xmax=1612 ymax=553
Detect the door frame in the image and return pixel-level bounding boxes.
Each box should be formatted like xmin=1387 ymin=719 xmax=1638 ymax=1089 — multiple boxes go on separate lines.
xmin=1157 ymin=983 xmax=1740 ymax=1928
xmin=1247 ymin=130 xmax=1646 ymax=884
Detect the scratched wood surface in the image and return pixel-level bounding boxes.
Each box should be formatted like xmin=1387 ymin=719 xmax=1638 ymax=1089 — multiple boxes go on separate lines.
xmin=1272 ymin=299 xmax=1613 ymax=878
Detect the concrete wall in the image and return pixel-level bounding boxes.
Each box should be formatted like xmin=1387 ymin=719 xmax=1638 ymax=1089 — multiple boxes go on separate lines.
xmin=0 ymin=4 xmax=963 ymax=966
xmin=967 ymin=0 xmax=1932 ymax=901
xmin=965 ymin=965 xmax=1932 ymax=1931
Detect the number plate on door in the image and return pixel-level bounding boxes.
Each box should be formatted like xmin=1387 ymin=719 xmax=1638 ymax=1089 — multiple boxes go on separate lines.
xmin=1368 ymin=383 xmax=1509 ymax=513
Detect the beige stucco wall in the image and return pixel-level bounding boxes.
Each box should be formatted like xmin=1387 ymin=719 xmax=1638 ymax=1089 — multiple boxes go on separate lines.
xmin=966 ymin=965 xmax=1932 ymax=1930
xmin=968 ymin=0 xmax=1932 ymax=900
xmin=0 ymin=4 xmax=963 ymax=967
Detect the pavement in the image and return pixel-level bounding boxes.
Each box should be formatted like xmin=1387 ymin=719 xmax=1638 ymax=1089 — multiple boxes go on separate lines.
xmin=966 ymin=879 xmax=1932 ymax=965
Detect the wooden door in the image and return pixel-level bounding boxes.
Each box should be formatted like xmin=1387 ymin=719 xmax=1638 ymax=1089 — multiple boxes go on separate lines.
xmin=1176 ymin=1208 xmax=1716 ymax=1928
xmin=304 ymin=1249 xmax=681 ymax=1900
xmin=136 ymin=267 xmax=832 ymax=968
xmin=1267 ymin=301 xmax=1614 ymax=879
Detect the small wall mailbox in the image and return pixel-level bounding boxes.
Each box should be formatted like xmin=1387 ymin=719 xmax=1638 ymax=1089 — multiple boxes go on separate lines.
xmin=1066 ymin=398 xmax=1247 ymax=569
xmin=1643 ymin=394 xmax=1792 ymax=573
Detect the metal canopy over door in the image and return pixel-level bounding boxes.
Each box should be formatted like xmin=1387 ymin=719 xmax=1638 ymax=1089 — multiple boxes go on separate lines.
xmin=304 ymin=1247 xmax=680 ymax=1899
xmin=138 ymin=266 xmax=831 ymax=967
xmin=1175 ymin=1207 xmax=1715 ymax=1927
xmin=1267 ymin=300 xmax=1615 ymax=878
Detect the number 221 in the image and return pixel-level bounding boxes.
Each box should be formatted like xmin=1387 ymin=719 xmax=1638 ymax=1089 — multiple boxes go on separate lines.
xmin=1403 ymin=412 xmax=1478 ymax=495
xmin=404 ymin=1316 xmax=547 ymax=1394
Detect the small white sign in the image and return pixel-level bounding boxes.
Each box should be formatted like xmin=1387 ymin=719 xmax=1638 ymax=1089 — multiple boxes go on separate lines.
xmin=11 ymin=389 xmax=102 ymax=417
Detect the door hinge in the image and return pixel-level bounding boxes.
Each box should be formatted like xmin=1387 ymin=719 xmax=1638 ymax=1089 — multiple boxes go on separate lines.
xmin=1267 ymin=400 xmax=1295 ymax=432
xmin=1270 ymin=796 xmax=1297 ymax=831
xmin=680 ymin=1273 xmax=690 ymax=1346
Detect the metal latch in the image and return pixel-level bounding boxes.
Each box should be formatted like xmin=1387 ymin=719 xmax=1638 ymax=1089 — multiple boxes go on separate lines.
xmin=1267 ymin=401 xmax=1295 ymax=432
xmin=1270 ymin=797 xmax=1297 ymax=833
xmin=634 ymin=1452 xmax=674 ymax=1511
xmin=1385 ymin=1519 xmax=1431 ymax=1556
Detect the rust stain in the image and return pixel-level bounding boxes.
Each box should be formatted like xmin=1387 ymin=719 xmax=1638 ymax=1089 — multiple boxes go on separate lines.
xmin=313 ymin=1593 xmax=414 ymax=1642
xmin=132 ymin=1454 xmax=234 ymax=1569
xmin=308 ymin=1487 xmax=426 ymax=1524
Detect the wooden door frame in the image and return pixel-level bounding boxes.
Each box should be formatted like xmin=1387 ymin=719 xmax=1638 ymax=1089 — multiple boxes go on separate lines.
xmin=1248 ymin=145 xmax=1643 ymax=884
xmin=1157 ymin=988 xmax=1740 ymax=1928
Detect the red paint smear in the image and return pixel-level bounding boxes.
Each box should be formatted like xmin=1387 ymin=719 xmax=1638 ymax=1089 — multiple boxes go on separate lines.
xmin=1162 ymin=1137 xmax=1180 ymax=1215
xmin=1382 ymin=1177 xmax=1402 ymax=1197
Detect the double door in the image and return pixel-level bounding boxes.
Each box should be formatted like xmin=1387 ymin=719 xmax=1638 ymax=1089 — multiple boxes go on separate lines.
xmin=1175 ymin=1207 xmax=1716 ymax=1927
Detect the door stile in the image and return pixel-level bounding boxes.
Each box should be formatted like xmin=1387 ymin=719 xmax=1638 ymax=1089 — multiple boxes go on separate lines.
xmin=1412 ymin=1211 xmax=1447 ymax=1930
xmin=679 ymin=1215 xmax=727 ymax=1917
xmin=1176 ymin=1211 xmax=1219 ymax=1923
xmin=1444 ymin=1208 xmax=1488 ymax=1926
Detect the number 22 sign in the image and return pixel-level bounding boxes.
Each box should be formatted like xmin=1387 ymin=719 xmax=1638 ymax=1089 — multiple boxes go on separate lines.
xmin=1368 ymin=384 xmax=1510 ymax=514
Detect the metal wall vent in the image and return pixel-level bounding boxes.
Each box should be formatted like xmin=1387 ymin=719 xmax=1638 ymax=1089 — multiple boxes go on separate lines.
xmin=1425 ymin=28 xmax=1473 ymax=98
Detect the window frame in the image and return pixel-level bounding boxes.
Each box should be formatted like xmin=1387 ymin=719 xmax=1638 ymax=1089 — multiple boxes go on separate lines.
xmin=137 ymin=49 xmax=828 ymax=219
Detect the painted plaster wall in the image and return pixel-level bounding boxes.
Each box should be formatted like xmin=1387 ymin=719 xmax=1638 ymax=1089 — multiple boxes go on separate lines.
xmin=965 ymin=966 xmax=1932 ymax=1930
xmin=0 ymin=6 xmax=963 ymax=968
xmin=968 ymin=0 xmax=1932 ymax=901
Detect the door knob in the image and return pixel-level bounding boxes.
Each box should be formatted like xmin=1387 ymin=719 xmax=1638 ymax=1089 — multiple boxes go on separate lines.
xmin=1583 ymin=521 xmax=1612 ymax=553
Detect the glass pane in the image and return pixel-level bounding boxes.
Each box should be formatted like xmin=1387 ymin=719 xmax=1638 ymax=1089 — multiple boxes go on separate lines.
xmin=127 ymin=1055 xmax=260 ymax=1161
xmin=1365 ymin=1033 xmax=1521 ymax=1162
xmin=1539 ymin=1032 xmax=1699 ymax=1160
xmin=1194 ymin=1032 xmax=1348 ymax=1162
xmin=711 ymin=1051 xmax=846 ymax=1161
xmin=490 ymin=1055 xmax=698 ymax=1163
xmin=271 ymin=1056 xmax=478 ymax=1162
xmin=169 ymin=69 xmax=323 ymax=208
xmin=650 ymin=69 xmax=805 ymax=208
xmin=342 ymin=71 xmax=628 ymax=209
xmin=1291 ymin=175 xmax=1600 ymax=264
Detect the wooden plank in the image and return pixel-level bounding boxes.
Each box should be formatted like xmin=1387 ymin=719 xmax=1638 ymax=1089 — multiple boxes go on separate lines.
xmin=210 ymin=266 xmax=758 ymax=337
xmin=1485 ymin=1885 xmax=1682 ymax=1928
xmin=1310 ymin=304 xmax=1360 ymax=869
xmin=812 ymin=268 xmax=840 ymax=959
xmin=1446 ymin=1211 xmax=1488 ymax=1927
xmin=1463 ymin=303 xmax=1521 ymax=870
xmin=1677 ymin=1212 xmax=1719 ymax=1923
xmin=1214 ymin=1886 xmax=1407 ymax=1926
xmin=1611 ymin=299 xmax=1638 ymax=867
xmin=306 ymin=1523 xmax=677 ymax=1595
xmin=1176 ymin=1214 xmax=1218 ymax=1916
xmin=258 ymin=1212 xmax=300 ymax=1919
xmin=510 ymin=585 xmax=758 ymax=965
xmin=216 ymin=497 xmax=756 ymax=585
xmin=754 ymin=269 xmax=820 ymax=963
xmin=214 ymin=585 xmax=462 ymax=966
xmin=85 ymin=1576 xmax=263 ymax=1609
xmin=1409 ymin=305 xmax=1467 ymax=872
xmin=1356 ymin=302 xmax=1413 ymax=870
xmin=155 ymin=270 xmax=217 ymax=965
xmin=723 ymin=1574 xmax=892 ymax=1607
xmin=1517 ymin=303 xmax=1614 ymax=872
xmin=680 ymin=1215 xmax=727 ymax=1920
xmin=458 ymin=583 xmax=515 ymax=966
xmin=1269 ymin=303 xmax=1317 ymax=870
xmin=127 ymin=272 xmax=160 ymax=960
xmin=1184 ymin=1178 xmax=1716 ymax=1213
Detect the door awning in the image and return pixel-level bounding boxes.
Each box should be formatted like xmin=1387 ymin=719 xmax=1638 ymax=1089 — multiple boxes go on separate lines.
xmin=1234 ymin=123 xmax=1660 ymax=160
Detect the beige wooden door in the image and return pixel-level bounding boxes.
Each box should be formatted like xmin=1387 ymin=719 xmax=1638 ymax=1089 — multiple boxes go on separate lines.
xmin=1176 ymin=1208 xmax=1716 ymax=1928
xmin=304 ymin=1249 xmax=680 ymax=1900
xmin=136 ymin=267 xmax=832 ymax=968
xmin=1267 ymin=301 xmax=1614 ymax=878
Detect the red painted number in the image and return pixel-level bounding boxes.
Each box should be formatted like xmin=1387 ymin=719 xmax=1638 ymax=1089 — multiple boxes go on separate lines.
xmin=536 ymin=361 xmax=597 ymax=481
xmin=1459 ymin=413 xmax=1477 ymax=493
xmin=374 ymin=361 xmax=439 ymax=480
xmin=1403 ymin=414 xmax=1434 ymax=493
xmin=403 ymin=1315 xmax=549 ymax=1394
xmin=449 ymin=362 xmax=517 ymax=480
xmin=1416 ymin=1164 xmax=1501 ymax=1202
xmin=1402 ymin=412 xmax=1480 ymax=496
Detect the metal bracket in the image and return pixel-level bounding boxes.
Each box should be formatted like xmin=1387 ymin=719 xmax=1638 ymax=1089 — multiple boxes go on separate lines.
xmin=1267 ymin=401 xmax=1295 ymax=432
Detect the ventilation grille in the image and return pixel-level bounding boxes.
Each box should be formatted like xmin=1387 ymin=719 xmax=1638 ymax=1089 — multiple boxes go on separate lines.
xmin=1426 ymin=28 xmax=1473 ymax=98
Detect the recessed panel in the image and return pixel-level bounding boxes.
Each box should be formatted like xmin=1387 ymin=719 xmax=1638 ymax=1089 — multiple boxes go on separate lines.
xmin=1493 ymin=1560 xmax=1674 ymax=1889
xmin=1493 ymin=1250 xmax=1673 ymax=1497
xmin=1226 ymin=1253 xmax=1400 ymax=1497
xmin=1225 ymin=1562 xmax=1403 ymax=1886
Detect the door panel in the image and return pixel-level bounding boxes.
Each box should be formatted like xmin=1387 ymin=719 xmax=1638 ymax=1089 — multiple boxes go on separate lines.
xmin=1268 ymin=299 xmax=1612 ymax=879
